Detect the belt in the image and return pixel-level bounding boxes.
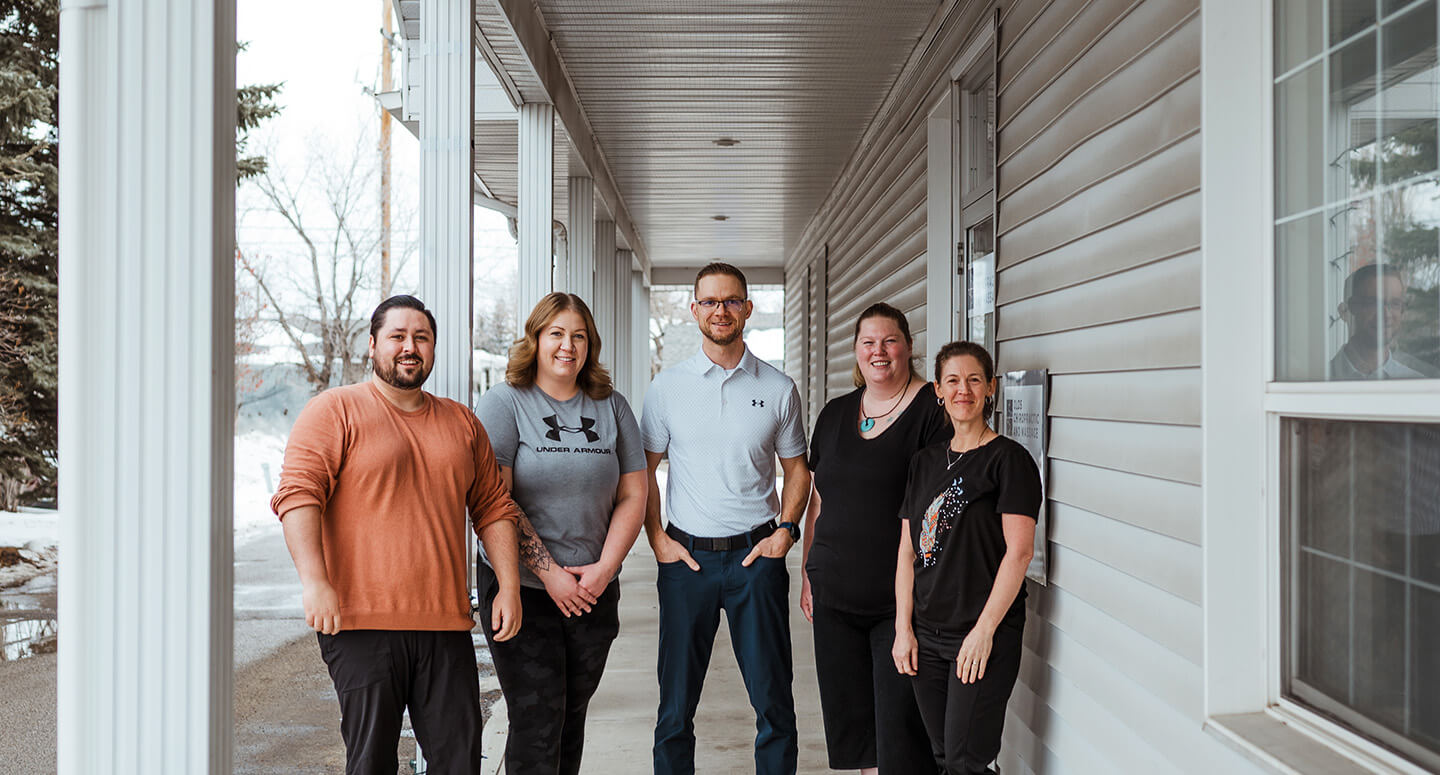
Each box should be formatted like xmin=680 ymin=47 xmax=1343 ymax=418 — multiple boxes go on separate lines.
xmin=666 ymin=520 xmax=777 ymax=552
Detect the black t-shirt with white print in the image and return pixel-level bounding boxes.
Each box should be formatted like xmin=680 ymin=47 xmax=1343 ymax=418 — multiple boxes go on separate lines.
xmin=898 ymin=434 xmax=1042 ymax=634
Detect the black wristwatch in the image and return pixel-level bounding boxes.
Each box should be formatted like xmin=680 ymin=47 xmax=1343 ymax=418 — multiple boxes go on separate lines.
xmin=777 ymin=521 xmax=800 ymax=541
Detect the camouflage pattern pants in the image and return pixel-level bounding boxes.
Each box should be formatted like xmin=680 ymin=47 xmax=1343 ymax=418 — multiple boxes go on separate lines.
xmin=479 ymin=569 xmax=621 ymax=775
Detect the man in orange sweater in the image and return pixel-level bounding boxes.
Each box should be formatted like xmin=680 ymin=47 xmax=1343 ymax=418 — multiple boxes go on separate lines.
xmin=271 ymin=295 xmax=523 ymax=775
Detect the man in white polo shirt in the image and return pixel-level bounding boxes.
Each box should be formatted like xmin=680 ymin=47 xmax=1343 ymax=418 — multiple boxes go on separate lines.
xmin=642 ymin=262 xmax=812 ymax=775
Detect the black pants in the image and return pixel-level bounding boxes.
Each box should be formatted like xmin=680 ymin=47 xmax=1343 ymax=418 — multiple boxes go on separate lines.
xmin=811 ymin=602 xmax=937 ymax=773
xmin=316 ymin=629 xmax=483 ymax=775
xmin=479 ymin=568 xmax=621 ymax=775
xmin=910 ymin=623 xmax=1023 ymax=775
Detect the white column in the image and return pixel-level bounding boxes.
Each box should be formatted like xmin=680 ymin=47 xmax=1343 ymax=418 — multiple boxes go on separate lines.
xmin=612 ymin=250 xmax=634 ymax=396
xmin=591 ymin=222 xmax=617 ymax=372
xmin=58 ymin=1 xmax=236 ymax=772
xmin=631 ymin=272 xmax=651 ymax=411
xmin=518 ymin=103 xmax=554 ymax=315
xmin=564 ymin=176 xmax=595 ymax=300
xmin=418 ymin=0 xmax=474 ymax=405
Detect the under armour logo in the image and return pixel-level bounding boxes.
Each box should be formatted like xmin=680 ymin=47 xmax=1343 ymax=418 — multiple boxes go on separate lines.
xmin=542 ymin=414 xmax=600 ymax=443
xmin=752 ymin=399 xmax=764 ymax=407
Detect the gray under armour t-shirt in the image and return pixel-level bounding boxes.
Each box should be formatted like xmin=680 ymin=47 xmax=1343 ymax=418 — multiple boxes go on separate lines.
xmin=475 ymin=382 xmax=646 ymax=589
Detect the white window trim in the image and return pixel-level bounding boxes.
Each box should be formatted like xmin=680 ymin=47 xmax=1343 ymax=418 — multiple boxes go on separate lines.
xmin=1202 ymin=1 xmax=1440 ymax=772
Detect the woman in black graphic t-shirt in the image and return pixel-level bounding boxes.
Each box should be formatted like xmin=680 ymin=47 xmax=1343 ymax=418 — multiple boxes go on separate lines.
xmin=892 ymin=341 xmax=1041 ymax=775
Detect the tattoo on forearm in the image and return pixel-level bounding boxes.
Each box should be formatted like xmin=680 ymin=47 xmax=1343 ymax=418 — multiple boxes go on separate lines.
xmin=516 ymin=513 xmax=554 ymax=572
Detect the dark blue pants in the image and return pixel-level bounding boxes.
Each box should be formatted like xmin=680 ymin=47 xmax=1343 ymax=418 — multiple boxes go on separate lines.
xmin=653 ymin=549 xmax=797 ymax=775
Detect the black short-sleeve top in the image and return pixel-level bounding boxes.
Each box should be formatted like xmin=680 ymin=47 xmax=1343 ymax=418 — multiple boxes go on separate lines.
xmin=807 ymin=382 xmax=952 ymax=615
xmin=898 ymin=435 xmax=1042 ymax=633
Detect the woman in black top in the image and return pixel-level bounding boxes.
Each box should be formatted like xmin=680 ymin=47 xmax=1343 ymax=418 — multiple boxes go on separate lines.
xmin=892 ymin=341 xmax=1041 ymax=774
xmin=802 ymin=302 xmax=951 ymax=774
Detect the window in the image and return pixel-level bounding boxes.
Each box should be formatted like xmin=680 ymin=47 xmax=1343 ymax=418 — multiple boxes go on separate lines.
xmin=1283 ymin=418 xmax=1440 ymax=769
xmin=1274 ymin=0 xmax=1440 ymax=381
xmin=956 ymin=68 xmax=995 ymax=355
xmin=1270 ymin=2 xmax=1440 ymax=769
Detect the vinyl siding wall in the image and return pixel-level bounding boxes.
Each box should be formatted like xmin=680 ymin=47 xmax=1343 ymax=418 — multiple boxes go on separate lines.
xmin=789 ymin=0 xmax=1261 ymax=772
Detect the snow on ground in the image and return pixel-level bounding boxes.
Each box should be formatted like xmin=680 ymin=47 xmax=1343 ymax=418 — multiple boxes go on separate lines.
xmin=235 ymin=431 xmax=288 ymax=545
xmin=745 ymin=327 xmax=784 ymax=362
xmin=0 ymin=508 xmax=59 ymax=588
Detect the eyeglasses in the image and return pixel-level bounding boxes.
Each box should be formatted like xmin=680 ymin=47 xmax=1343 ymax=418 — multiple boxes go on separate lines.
xmin=1348 ymin=297 xmax=1406 ymax=313
xmin=695 ymin=298 xmax=747 ymax=312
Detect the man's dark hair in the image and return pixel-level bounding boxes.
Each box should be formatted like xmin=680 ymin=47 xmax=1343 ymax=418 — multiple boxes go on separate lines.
xmin=370 ymin=295 xmax=437 ymax=340
xmin=1344 ymin=263 xmax=1404 ymax=301
xmin=693 ymin=262 xmax=748 ymax=298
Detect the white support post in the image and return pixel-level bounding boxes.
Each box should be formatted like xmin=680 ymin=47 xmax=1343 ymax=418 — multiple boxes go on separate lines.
xmin=1201 ymin=0 xmax=1270 ymax=717
xmin=592 ymin=222 xmax=617 ymax=371
xmin=58 ymin=1 xmax=236 ymax=772
xmin=612 ymin=250 xmax=634 ymax=396
xmin=418 ymin=0 xmax=475 ymax=406
xmin=631 ymin=272 xmax=651 ymax=410
xmin=518 ymin=103 xmax=555 ymax=315
xmin=564 ymin=177 xmax=595 ymax=299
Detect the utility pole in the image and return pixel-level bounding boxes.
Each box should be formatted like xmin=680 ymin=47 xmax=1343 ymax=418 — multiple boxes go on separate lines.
xmin=379 ymin=0 xmax=394 ymax=298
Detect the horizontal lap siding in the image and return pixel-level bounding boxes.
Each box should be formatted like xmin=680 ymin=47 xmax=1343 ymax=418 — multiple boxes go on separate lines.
xmin=784 ymin=267 xmax=806 ymax=401
xmin=789 ymin=1 xmax=1253 ymax=769
xmin=995 ymin=1 xmax=1250 ymax=773
xmin=786 ymin=0 xmax=994 ymax=417
xmin=821 ymin=123 xmax=929 ymax=401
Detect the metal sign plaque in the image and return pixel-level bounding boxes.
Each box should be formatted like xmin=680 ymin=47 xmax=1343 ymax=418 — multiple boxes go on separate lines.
xmin=1002 ymin=369 xmax=1048 ymax=585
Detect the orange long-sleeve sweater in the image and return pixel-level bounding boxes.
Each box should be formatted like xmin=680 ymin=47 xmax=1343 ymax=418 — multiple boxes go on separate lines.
xmin=270 ymin=382 xmax=521 ymax=631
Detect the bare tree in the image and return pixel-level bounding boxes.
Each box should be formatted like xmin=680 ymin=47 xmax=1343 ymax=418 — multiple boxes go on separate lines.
xmin=239 ymin=131 xmax=414 ymax=394
xmin=649 ymin=289 xmax=692 ymax=377
xmin=474 ymin=292 xmax=517 ymax=356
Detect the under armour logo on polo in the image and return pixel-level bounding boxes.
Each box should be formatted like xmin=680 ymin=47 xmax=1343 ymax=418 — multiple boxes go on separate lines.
xmin=542 ymin=414 xmax=600 ymax=443
xmin=752 ymin=399 xmax=764 ymax=407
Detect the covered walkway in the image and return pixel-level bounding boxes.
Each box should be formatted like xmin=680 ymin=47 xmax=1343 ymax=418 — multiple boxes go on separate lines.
xmin=56 ymin=0 xmax=1440 ymax=772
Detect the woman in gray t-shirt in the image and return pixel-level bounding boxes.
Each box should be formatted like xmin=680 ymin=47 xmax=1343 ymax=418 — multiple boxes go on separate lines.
xmin=475 ymin=292 xmax=647 ymax=774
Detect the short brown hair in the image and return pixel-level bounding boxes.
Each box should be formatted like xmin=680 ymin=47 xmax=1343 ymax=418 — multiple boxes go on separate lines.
xmin=693 ymin=262 xmax=748 ymax=298
xmin=505 ymin=292 xmax=613 ymax=400
xmin=850 ymin=302 xmax=925 ymax=388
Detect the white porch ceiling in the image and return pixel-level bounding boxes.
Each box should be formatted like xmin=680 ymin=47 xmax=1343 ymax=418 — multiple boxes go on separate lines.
xmin=483 ymin=0 xmax=943 ymax=269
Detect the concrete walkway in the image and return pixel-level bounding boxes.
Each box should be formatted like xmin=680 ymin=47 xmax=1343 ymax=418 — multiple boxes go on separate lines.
xmin=580 ymin=538 xmax=833 ymax=774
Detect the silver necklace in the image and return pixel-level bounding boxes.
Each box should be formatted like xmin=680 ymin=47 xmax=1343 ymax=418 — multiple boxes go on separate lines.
xmin=945 ymin=429 xmax=991 ymax=469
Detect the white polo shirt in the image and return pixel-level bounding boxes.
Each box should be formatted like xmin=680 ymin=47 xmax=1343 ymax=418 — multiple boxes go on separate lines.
xmin=642 ymin=346 xmax=808 ymax=537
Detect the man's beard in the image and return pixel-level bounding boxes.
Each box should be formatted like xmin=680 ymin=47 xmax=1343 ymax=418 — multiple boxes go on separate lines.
xmin=375 ymin=356 xmax=431 ymax=389
xmin=701 ymin=322 xmax=743 ymax=347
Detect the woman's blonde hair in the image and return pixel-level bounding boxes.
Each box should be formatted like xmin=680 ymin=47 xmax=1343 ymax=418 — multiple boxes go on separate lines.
xmin=850 ymin=302 xmax=925 ymax=388
xmin=505 ymin=292 xmax=613 ymax=400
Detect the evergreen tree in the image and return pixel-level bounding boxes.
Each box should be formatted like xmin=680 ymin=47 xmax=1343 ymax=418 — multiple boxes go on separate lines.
xmin=237 ymin=42 xmax=282 ymax=182
xmin=0 ymin=0 xmax=58 ymax=510
xmin=0 ymin=0 xmax=281 ymax=509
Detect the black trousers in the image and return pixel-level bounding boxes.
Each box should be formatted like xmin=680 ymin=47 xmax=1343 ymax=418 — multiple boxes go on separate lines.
xmin=811 ymin=602 xmax=937 ymax=773
xmin=479 ymin=567 xmax=621 ymax=775
xmin=316 ymin=629 xmax=483 ymax=775
xmin=910 ymin=623 xmax=1023 ymax=775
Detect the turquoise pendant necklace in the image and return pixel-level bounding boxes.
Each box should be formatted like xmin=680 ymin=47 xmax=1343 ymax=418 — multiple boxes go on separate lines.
xmin=859 ymin=375 xmax=911 ymax=432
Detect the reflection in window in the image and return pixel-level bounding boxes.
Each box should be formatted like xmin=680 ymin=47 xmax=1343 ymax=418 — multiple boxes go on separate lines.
xmin=1274 ymin=0 xmax=1440 ymax=381
xmin=1285 ymin=418 xmax=1440 ymax=770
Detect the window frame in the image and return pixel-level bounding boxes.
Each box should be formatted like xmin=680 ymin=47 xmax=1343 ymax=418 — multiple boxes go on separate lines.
xmin=1204 ymin=1 xmax=1440 ymax=772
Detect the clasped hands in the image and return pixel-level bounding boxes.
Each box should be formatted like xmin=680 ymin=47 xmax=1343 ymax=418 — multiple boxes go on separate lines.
xmin=541 ymin=561 xmax=615 ymax=618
